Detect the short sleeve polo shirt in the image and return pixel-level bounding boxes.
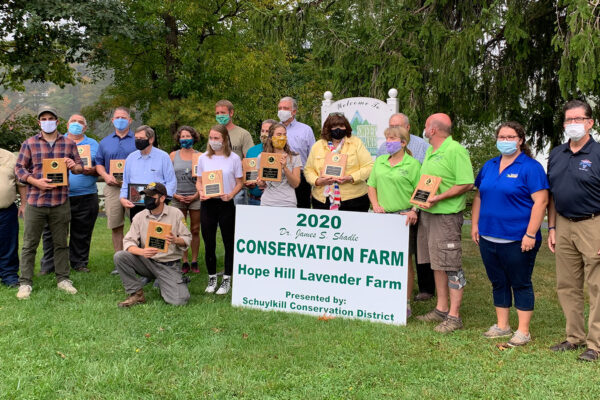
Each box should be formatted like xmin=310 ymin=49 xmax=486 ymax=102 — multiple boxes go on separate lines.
xmin=547 ymin=137 xmax=600 ymax=218
xmin=419 ymin=136 xmax=474 ymax=214
xmin=367 ymin=153 xmax=421 ymax=212
xmin=475 ymin=153 xmax=549 ymax=241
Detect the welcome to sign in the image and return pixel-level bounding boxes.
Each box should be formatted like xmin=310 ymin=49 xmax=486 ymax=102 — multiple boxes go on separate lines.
xmin=232 ymin=206 xmax=409 ymax=325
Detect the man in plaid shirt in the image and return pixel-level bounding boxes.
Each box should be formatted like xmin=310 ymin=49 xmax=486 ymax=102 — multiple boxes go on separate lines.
xmin=14 ymin=105 xmax=84 ymax=299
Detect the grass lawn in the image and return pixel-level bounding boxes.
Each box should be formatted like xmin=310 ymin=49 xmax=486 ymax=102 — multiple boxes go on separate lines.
xmin=1 ymin=217 xmax=599 ymax=399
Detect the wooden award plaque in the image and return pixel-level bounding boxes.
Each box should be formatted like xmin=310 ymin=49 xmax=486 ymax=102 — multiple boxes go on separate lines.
xmin=202 ymin=170 xmax=224 ymax=197
xmin=410 ymin=175 xmax=443 ymax=207
xmin=42 ymin=158 xmax=68 ymax=186
xmin=145 ymin=221 xmax=172 ymax=253
xmin=322 ymin=152 xmax=347 ymax=178
xmin=259 ymin=153 xmax=283 ymax=182
xmin=242 ymin=157 xmax=259 ymax=183
xmin=77 ymin=145 xmax=92 ymax=167
xmin=110 ymin=159 xmax=125 ymax=182
xmin=128 ymin=183 xmax=146 ymax=206
xmin=191 ymin=152 xmax=201 ymax=177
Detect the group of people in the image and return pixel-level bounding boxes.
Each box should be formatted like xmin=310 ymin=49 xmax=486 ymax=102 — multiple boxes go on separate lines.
xmin=1 ymin=97 xmax=599 ymax=362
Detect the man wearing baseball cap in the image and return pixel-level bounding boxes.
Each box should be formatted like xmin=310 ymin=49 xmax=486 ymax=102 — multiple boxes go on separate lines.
xmin=114 ymin=182 xmax=192 ymax=307
xmin=14 ymin=105 xmax=84 ymax=299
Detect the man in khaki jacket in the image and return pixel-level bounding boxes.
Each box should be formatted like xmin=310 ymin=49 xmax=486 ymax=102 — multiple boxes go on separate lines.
xmin=114 ymin=182 xmax=192 ymax=307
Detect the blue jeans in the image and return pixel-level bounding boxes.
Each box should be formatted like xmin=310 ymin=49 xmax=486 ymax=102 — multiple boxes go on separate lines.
xmin=0 ymin=204 xmax=20 ymax=286
xmin=247 ymin=197 xmax=261 ymax=206
xmin=479 ymin=237 xmax=540 ymax=311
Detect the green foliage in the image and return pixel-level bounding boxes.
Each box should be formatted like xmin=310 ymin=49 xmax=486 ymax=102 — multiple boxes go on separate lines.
xmin=0 ymin=114 xmax=38 ymax=151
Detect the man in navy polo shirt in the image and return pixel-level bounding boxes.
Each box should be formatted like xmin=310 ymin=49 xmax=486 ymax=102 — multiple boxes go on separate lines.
xmin=548 ymin=99 xmax=600 ymax=362
xmin=95 ymin=107 xmax=136 ymax=274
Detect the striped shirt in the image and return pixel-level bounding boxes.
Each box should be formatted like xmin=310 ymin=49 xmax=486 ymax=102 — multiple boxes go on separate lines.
xmin=15 ymin=132 xmax=83 ymax=207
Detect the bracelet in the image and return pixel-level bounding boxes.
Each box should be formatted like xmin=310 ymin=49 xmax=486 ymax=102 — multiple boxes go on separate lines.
xmin=548 ymin=226 xmax=556 ymax=230
xmin=525 ymin=233 xmax=536 ymax=239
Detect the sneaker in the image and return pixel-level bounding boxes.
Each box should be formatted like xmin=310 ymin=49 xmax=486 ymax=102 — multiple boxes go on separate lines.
xmin=507 ymin=330 xmax=531 ymax=347
xmin=110 ymin=269 xmax=119 ymax=275
xmin=191 ymin=262 xmax=200 ymax=274
xmin=482 ymin=324 xmax=512 ymax=338
xmin=16 ymin=285 xmax=32 ymax=300
xmin=57 ymin=279 xmax=78 ymax=294
xmin=181 ymin=262 xmax=190 ymax=274
xmin=416 ymin=308 xmax=448 ymax=322
xmin=73 ymin=266 xmax=90 ymax=273
xmin=414 ymin=292 xmax=434 ymax=302
xmin=434 ymin=315 xmax=463 ymax=333
xmin=205 ymin=275 xmax=218 ymax=293
xmin=216 ymin=277 xmax=231 ymax=295
xmin=550 ymin=340 xmax=586 ymax=352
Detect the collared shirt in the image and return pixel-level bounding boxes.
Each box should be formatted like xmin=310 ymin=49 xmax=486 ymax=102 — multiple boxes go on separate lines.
xmin=120 ymin=146 xmax=177 ymax=198
xmin=228 ymin=126 xmax=254 ymax=159
xmin=245 ymin=143 xmax=264 ymax=198
xmin=0 ymin=148 xmax=19 ymax=208
xmin=123 ymin=205 xmax=192 ymax=263
xmin=548 ymin=136 xmax=600 ymax=218
xmin=304 ymin=136 xmax=374 ymax=203
xmin=15 ymin=132 xmax=83 ymax=207
xmin=95 ymin=130 xmax=136 ymax=173
xmin=368 ymin=153 xmax=421 ymax=212
xmin=419 ymin=136 xmax=474 ymax=214
xmin=286 ymin=119 xmax=315 ymax=167
xmin=476 ymin=153 xmax=549 ymax=241
xmin=376 ymin=134 xmax=430 ymax=163
xmin=66 ymin=134 xmax=99 ymax=197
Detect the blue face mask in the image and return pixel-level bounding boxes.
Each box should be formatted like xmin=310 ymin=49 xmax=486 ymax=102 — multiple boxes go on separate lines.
xmin=496 ymin=140 xmax=518 ymax=155
xmin=180 ymin=139 xmax=194 ymax=149
xmin=386 ymin=141 xmax=403 ymax=154
xmin=113 ymin=118 xmax=129 ymax=131
xmin=68 ymin=122 xmax=84 ymax=135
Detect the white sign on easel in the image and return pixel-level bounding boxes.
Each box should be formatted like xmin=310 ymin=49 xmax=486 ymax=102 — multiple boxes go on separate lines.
xmin=320 ymin=89 xmax=399 ymax=157
xmin=231 ymin=206 xmax=409 ymax=325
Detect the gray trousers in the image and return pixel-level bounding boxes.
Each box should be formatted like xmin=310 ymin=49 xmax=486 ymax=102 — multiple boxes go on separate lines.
xmin=19 ymin=202 xmax=71 ymax=286
xmin=114 ymin=251 xmax=190 ymax=306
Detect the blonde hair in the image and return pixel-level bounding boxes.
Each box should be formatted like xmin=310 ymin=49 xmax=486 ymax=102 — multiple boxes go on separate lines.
xmin=384 ymin=127 xmax=412 ymax=156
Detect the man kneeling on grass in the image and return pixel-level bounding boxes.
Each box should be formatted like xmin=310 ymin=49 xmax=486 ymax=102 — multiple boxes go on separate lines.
xmin=114 ymin=182 xmax=191 ymax=307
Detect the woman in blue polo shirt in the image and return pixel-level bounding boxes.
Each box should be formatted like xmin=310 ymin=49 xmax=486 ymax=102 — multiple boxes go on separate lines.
xmin=471 ymin=121 xmax=549 ymax=347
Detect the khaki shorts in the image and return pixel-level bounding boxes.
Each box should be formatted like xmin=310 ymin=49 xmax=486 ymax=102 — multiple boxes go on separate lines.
xmin=171 ymin=197 xmax=201 ymax=211
xmin=417 ymin=211 xmax=464 ymax=271
xmin=104 ymin=184 xmax=127 ymax=229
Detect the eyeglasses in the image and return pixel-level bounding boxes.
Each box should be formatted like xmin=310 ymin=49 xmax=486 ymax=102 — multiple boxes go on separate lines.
xmin=497 ymin=135 xmax=519 ymax=141
xmin=329 ymin=112 xmax=345 ymax=117
xmin=565 ymin=117 xmax=591 ymax=124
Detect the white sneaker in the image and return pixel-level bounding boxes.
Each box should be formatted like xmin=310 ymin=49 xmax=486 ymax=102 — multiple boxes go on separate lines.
xmin=16 ymin=285 xmax=32 ymax=300
xmin=205 ymin=275 xmax=218 ymax=293
xmin=216 ymin=277 xmax=231 ymax=295
xmin=57 ymin=279 xmax=78 ymax=294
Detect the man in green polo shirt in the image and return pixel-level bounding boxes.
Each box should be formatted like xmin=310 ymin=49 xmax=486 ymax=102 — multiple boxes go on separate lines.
xmin=415 ymin=113 xmax=474 ymax=333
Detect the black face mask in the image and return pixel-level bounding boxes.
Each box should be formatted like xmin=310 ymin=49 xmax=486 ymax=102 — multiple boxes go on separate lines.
xmin=144 ymin=196 xmax=160 ymax=211
xmin=330 ymin=128 xmax=347 ymax=140
xmin=135 ymin=138 xmax=150 ymax=150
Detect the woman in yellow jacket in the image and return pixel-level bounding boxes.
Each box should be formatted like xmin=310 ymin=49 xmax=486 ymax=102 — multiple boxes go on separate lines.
xmin=304 ymin=113 xmax=374 ymax=212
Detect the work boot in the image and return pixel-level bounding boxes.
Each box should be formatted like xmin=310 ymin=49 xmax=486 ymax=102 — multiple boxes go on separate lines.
xmin=118 ymin=289 xmax=146 ymax=308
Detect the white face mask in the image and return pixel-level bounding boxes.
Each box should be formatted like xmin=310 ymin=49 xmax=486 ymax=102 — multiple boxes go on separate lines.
xmin=278 ymin=110 xmax=293 ymax=122
xmin=422 ymin=129 xmax=429 ymax=144
xmin=209 ymin=140 xmax=223 ymax=151
xmin=565 ymin=123 xmax=586 ymax=141
xmin=41 ymin=120 xmax=57 ymax=134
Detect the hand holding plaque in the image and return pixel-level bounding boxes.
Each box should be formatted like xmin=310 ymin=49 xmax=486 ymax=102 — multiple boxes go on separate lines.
xmin=77 ymin=145 xmax=92 ymax=167
xmin=42 ymin=158 xmax=68 ymax=186
xmin=243 ymin=158 xmax=259 ymax=183
xmin=410 ymin=175 xmax=442 ymax=207
xmin=322 ymin=152 xmax=347 ymax=179
xmin=145 ymin=221 xmax=172 ymax=253
xmin=110 ymin=159 xmax=125 ymax=183
xmin=259 ymin=153 xmax=284 ymax=182
xmin=201 ymin=170 xmax=224 ymax=197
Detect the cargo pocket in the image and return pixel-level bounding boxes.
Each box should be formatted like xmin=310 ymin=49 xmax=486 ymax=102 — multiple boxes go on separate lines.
xmin=437 ymin=241 xmax=462 ymax=269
